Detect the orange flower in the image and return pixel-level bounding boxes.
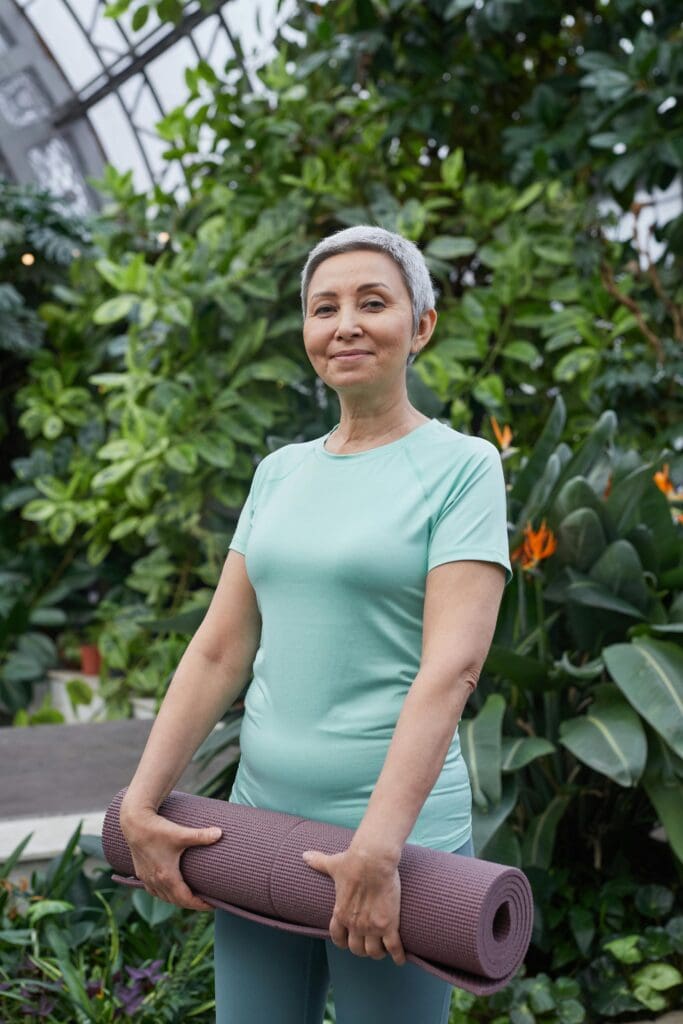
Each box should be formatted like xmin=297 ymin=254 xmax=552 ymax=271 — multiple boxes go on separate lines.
xmin=511 ymin=518 xmax=557 ymax=571
xmin=654 ymin=463 xmax=674 ymax=496
xmin=490 ymin=416 xmax=513 ymax=450
xmin=654 ymin=463 xmax=683 ymax=526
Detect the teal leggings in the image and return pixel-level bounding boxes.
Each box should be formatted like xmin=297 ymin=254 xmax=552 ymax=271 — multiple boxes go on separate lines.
xmin=213 ymin=833 xmax=474 ymax=1024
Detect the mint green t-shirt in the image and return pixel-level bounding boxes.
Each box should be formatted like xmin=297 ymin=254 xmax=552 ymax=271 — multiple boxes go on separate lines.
xmin=227 ymin=417 xmax=512 ymax=852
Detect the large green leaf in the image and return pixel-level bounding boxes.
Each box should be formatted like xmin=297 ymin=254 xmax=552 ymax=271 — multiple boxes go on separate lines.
xmin=511 ymin=393 xmax=565 ymax=505
xmin=553 ymin=346 xmax=598 ymax=382
xmin=626 ymin=522 xmax=659 ymax=576
xmin=512 ymin=452 xmax=563 ymax=545
xmin=459 ymin=693 xmax=505 ymax=809
xmin=551 ymin=475 xmax=608 ymax=531
xmin=643 ymin=727 xmax=683 ymax=785
xmin=556 ymin=507 xmax=607 ymax=571
xmin=231 ymin=354 xmax=305 ymax=389
xmin=639 ymin=485 xmax=680 ymax=573
xmin=485 ymin=644 xmax=548 ymax=691
xmin=49 ymin=508 xmax=77 ymax=545
xmin=92 ymin=294 xmax=138 ymax=324
xmin=195 ymin=432 xmax=236 ymax=469
xmin=91 ymin=459 xmax=138 ymax=489
xmin=131 ymin=887 xmax=177 ymax=926
xmin=521 ymin=794 xmax=571 ymax=870
xmin=556 ymin=410 xmax=617 ymax=489
xmin=558 ymin=684 xmax=647 ymax=786
xmin=606 ymin=462 xmax=656 ymax=535
xmin=603 ymin=637 xmax=683 ymax=758
xmin=479 ymin=821 xmax=522 ymax=867
xmin=501 ymin=736 xmax=556 ymax=772
xmin=425 ymin=235 xmax=477 ymax=259
xmin=564 ymin=577 xmax=646 ymax=619
xmin=642 ymin=730 xmax=683 ymax=863
xmin=589 ymin=540 xmax=650 ymax=613
xmin=472 ymin=774 xmax=518 ymax=857
xmin=556 ymin=652 xmax=604 ymax=681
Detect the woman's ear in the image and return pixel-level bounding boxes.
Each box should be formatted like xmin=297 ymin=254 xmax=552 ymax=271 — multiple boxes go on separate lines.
xmin=409 ymin=308 xmax=437 ymax=363
xmin=418 ymin=308 xmax=438 ymax=342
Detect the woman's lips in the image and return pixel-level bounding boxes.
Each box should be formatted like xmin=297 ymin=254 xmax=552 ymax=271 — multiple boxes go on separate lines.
xmin=333 ymin=352 xmax=370 ymax=359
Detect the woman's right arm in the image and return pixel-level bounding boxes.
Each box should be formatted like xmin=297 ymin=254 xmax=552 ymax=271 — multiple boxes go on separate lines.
xmin=118 ymin=549 xmax=260 ymax=909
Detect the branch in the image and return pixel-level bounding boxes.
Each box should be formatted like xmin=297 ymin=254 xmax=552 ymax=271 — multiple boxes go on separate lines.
xmin=644 ymin=246 xmax=683 ymax=343
xmin=599 ymin=261 xmax=664 ymax=363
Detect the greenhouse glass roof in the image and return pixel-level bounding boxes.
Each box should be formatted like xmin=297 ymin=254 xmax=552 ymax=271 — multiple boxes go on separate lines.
xmin=0 ymin=0 xmax=296 ymax=212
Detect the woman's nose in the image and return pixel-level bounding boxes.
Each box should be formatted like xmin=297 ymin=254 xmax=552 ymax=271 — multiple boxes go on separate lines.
xmin=334 ymin=308 xmax=363 ymax=338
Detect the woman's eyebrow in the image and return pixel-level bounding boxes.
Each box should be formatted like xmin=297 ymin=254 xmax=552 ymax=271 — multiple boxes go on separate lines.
xmin=311 ymin=282 xmax=391 ymax=300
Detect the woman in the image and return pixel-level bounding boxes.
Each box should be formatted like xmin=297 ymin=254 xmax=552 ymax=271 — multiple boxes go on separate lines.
xmin=119 ymin=225 xmax=513 ymax=1023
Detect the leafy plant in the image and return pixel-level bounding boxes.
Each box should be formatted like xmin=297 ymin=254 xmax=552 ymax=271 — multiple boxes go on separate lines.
xmin=458 ymin=395 xmax=682 ymax=877
xmin=0 ymin=826 xmax=216 ymax=1021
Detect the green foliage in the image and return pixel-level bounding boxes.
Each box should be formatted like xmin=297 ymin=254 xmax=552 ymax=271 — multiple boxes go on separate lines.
xmin=3 ymin=0 xmax=681 ymax=723
xmin=458 ymin=396 xmax=683 ymax=875
xmin=446 ymin=874 xmax=683 ymax=1021
xmin=0 ymin=2 xmax=681 ymax=1018
xmin=0 ymin=182 xmax=91 ymax=359
xmin=2 ymin=821 xmax=679 ymax=1022
xmin=0 ymin=825 xmax=216 ymax=1021
xmin=0 ymin=523 xmax=121 ymax=720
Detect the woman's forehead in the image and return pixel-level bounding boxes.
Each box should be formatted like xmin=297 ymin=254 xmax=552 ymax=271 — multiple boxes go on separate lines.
xmin=309 ymin=249 xmax=404 ymax=291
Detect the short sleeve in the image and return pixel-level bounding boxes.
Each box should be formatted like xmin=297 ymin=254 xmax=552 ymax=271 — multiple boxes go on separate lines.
xmin=427 ymin=443 xmax=513 ymax=586
xmin=229 ymin=459 xmax=264 ymax=555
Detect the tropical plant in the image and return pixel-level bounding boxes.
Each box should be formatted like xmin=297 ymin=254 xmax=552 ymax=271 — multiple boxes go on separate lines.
xmin=458 ymin=396 xmax=682 ymax=879
xmin=4 ymin=0 xmax=682 ymax=721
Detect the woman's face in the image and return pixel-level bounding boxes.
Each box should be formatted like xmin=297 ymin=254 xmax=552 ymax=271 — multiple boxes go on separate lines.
xmin=303 ymin=249 xmax=434 ymax=396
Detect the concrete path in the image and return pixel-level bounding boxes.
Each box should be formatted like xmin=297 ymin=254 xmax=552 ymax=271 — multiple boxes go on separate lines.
xmin=0 ymin=718 xmax=239 ymax=877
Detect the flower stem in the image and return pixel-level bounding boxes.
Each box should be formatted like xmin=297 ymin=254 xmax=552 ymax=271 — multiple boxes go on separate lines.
xmin=534 ymin=573 xmax=546 ymax=663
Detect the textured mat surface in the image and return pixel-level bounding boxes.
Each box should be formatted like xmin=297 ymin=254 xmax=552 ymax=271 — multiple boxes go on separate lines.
xmin=102 ymin=787 xmax=533 ymax=994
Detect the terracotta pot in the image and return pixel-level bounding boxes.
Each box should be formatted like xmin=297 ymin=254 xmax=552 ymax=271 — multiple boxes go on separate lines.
xmin=80 ymin=644 xmax=101 ymax=675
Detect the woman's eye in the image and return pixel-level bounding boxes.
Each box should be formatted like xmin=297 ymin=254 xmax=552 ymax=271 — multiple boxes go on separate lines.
xmin=313 ymin=300 xmax=384 ymax=314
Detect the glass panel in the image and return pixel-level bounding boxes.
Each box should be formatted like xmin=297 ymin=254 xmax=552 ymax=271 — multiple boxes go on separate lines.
xmin=88 ymin=93 xmax=153 ymax=193
xmin=22 ymin=0 xmax=101 ymax=91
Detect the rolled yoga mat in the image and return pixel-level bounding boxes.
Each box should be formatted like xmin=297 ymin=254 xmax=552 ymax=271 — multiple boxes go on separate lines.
xmin=102 ymin=786 xmax=534 ymax=995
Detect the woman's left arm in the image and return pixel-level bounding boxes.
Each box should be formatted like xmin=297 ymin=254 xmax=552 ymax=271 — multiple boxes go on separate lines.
xmin=301 ymin=558 xmax=506 ymax=964
xmin=349 ymin=557 xmax=507 ymax=863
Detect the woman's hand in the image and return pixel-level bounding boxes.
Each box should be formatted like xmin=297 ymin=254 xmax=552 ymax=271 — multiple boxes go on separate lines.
xmin=302 ymin=846 xmax=406 ymax=966
xmin=120 ymin=806 xmax=222 ymax=912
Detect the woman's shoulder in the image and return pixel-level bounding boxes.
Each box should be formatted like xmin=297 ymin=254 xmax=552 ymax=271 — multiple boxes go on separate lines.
xmin=420 ymin=419 xmax=500 ymax=466
xmin=253 ymin=436 xmax=317 ymax=481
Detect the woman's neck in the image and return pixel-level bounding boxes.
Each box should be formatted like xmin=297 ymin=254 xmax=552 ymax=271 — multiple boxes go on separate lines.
xmin=325 ymin=406 xmax=430 ymax=454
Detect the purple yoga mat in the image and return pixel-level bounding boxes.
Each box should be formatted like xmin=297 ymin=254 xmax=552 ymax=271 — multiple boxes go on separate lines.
xmin=102 ymin=787 xmax=533 ymax=994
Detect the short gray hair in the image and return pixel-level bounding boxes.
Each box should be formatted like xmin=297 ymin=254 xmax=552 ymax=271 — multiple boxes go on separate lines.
xmin=300 ymin=225 xmax=437 ymax=347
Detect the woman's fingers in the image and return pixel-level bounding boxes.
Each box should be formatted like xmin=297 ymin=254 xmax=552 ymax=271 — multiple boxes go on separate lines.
xmin=381 ymin=930 xmax=407 ymax=966
xmin=328 ymin=914 xmax=349 ymax=949
xmin=363 ymin=935 xmax=387 ymax=960
xmin=179 ymin=824 xmax=222 ymax=847
xmin=141 ymin=870 xmax=214 ymax=911
xmin=330 ymin=917 xmax=406 ymax=966
xmin=127 ymin=819 xmax=222 ymax=910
